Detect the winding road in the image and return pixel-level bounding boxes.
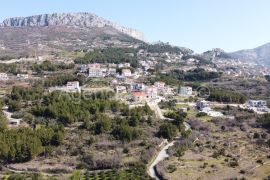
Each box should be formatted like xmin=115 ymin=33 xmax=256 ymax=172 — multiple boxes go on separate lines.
xmin=148 ymin=122 xmax=191 ymax=180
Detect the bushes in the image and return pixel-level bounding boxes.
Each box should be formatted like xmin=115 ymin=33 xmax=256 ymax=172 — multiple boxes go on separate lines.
xmin=112 ymin=123 xmax=141 ymax=142
xmin=196 ymin=112 xmax=208 ymax=117
xmin=158 ymin=123 xmax=178 ymax=140
xmin=0 ymin=105 xmax=7 ymax=131
xmin=93 ymin=114 xmax=112 ymax=134
xmin=261 ymin=113 xmax=270 ymax=130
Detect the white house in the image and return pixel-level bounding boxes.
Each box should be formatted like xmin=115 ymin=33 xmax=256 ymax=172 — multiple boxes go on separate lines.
xmin=115 ymin=86 xmax=127 ymax=94
xmin=0 ymin=73 xmax=8 ymax=80
xmin=9 ymin=118 xmax=21 ymax=126
xmin=80 ymin=64 xmax=88 ymax=73
xmin=248 ymin=100 xmax=267 ymax=108
xmin=17 ymin=74 xmax=29 ymax=80
xmin=122 ymin=69 xmax=132 ymax=77
xmin=146 ymin=86 xmax=158 ymax=99
xmin=180 ymin=86 xmax=193 ymax=96
xmin=197 ymin=100 xmax=211 ymax=111
xmin=118 ymin=63 xmax=130 ymax=68
xmin=131 ymin=83 xmax=147 ymax=92
xmin=154 ymin=81 xmax=165 ymax=91
xmin=89 ymin=69 xmax=104 ymax=78
xmin=107 ymin=68 xmax=117 ymax=76
xmin=66 ymin=81 xmax=81 ymax=93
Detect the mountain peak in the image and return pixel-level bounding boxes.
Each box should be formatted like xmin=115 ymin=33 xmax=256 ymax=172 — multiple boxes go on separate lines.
xmin=0 ymin=12 xmax=144 ymax=41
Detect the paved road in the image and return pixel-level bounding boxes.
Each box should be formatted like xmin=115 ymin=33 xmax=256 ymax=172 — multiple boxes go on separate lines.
xmin=148 ymin=122 xmax=191 ymax=180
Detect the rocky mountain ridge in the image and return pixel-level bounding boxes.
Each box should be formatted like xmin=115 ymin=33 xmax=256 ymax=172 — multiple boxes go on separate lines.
xmin=0 ymin=12 xmax=144 ymax=41
xmin=229 ymin=42 xmax=270 ymax=66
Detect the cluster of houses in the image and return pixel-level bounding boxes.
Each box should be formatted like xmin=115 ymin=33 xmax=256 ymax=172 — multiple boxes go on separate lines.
xmin=246 ymin=100 xmax=269 ymax=113
xmin=115 ymin=81 xmax=173 ymax=103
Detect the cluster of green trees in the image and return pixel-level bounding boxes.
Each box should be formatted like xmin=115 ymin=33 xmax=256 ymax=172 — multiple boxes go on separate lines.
xmin=0 ymin=127 xmax=64 ymax=163
xmin=83 ymin=104 xmax=153 ymax=142
xmin=158 ymin=111 xmax=187 ymax=140
xmin=152 ymin=68 xmax=221 ymax=85
xmin=170 ymin=68 xmax=222 ymax=81
xmin=6 ymin=86 xmax=44 ymax=112
xmin=149 ymin=73 xmax=181 ymax=86
xmin=207 ymin=88 xmax=247 ymax=104
xmin=261 ymin=113 xmax=270 ymax=130
xmin=139 ymin=43 xmax=183 ymax=54
xmin=75 ymin=48 xmax=139 ymax=68
xmin=31 ymin=60 xmax=75 ymax=73
xmin=32 ymin=91 xmax=117 ymax=125
xmin=0 ymin=63 xmax=18 ymax=74
xmin=10 ymin=86 xmax=44 ymax=101
xmin=0 ymin=102 xmax=7 ymax=131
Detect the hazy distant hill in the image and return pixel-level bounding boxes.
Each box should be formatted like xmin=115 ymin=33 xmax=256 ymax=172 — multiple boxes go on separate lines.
xmin=0 ymin=13 xmax=144 ymax=59
xmin=230 ymin=42 xmax=270 ymax=66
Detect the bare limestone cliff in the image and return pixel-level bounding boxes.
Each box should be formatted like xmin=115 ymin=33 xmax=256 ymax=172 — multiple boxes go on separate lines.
xmin=0 ymin=12 xmax=144 ymax=41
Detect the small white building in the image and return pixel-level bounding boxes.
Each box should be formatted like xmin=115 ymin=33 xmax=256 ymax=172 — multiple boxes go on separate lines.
xmin=115 ymin=86 xmax=127 ymax=94
xmin=154 ymin=81 xmax=165 ymax=91
xmin=66 ymin=81 xmax=81 ymax=93
xmin=17 ymin=74 xmax=29 ymax=80
xmin=107 ymin=68 xmax=117 ymax=76
xmin=131 ymin=83 xmax=147 ymax=92
xmin=89 ymin=69 xmax=105 ymax=78
xmin=0 ymin=73 xmax=8 ymax=80
xmin=180 ymin=86 xmax=193 ymax=96
xmin=248 ymin=100 xmax=267 ymax=108
xmin=197 ymin=100 xmax=211 ymax=111
xmin=80 ymin=64 xmax=88 ymax=73
xmin=118 ymin=63 xmax=130 ymax=68
xmin=146 ymin=86 xmax=158 ymax=99
xmin=122 ymin=69 xmax=132 ymax=77
xmin=9 ymin=119 xmax=21 ymax=126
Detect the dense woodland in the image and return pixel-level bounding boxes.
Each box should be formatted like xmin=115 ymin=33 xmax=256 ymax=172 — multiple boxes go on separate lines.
xmin=207 ymin=88 xmax=247 ymax=104
xmin=150 ymin=68 xmax=222 ymax=85
xmin=31 ymin=60 xmax=75 ymax=73
xmin=139 ymin=43 xmax=186 ymax=54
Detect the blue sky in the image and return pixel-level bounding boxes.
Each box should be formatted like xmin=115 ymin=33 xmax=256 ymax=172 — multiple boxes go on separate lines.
xmin=0 ymin=0 xmax=270 ymax=53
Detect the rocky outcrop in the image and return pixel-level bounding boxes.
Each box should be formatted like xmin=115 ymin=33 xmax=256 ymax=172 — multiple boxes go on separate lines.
xmin=0 ymin=12 xmax=144 ymax=41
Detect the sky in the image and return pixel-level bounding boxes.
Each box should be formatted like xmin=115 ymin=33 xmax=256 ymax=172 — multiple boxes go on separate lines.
xmin=0 ymin=0 xmax=270 ymax=53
